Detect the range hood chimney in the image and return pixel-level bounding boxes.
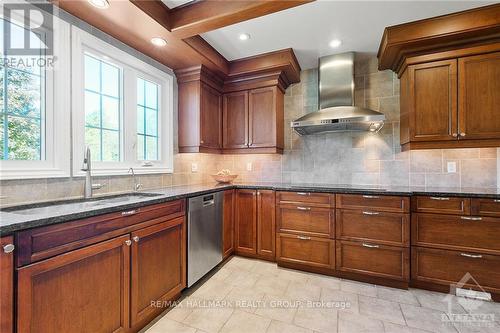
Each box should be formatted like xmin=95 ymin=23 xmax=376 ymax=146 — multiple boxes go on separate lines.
xmin=291 ymin=52 xmax=385 ymax=135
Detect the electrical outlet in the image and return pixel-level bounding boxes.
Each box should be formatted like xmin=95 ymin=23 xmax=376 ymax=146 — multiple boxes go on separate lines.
xmin=246 ymin=162 xmax=252 ymax=171
xmin=447 ymin=161 xmax=457 ymax=173
xmin=191 ymin=163 xmax=198 ymax=173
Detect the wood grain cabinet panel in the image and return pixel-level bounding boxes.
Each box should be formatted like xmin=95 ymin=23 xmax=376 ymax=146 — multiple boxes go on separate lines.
xmin=130 ymin=217 xmax=186 ymax=328
xmin=336 ymin=240 xmax=409 ymax=281
xmin=277 ymin=191 xmax=334 ymax=207
xmin=17 ymin=235 xmax=131 ymax=333
xmin=412 ymin=246 xmax=500 ymax=293
xmin=336 ymin=210 xmax=409 ymax=247
xmin=0 ymin=236 xmax=14 ymax=333
xmin=235 ymin=189 xmax=258 ymax=255
xmin=200 ymin=82 xmax=222 ymax=149
xmin=257 ymin=190 xmax=276 ymax=260
xmin=248 ymin=87 xmax=278 ymax=148
xmin=223 ymin=190 xmax=235 ymax=258
xmin=223 ymin=91 xmax=248 ymax=149
xmin=471 ymin=198 xmax=500 ymax=217
xmin=277 ymin=233 xmax=335 ymax=270
xmin=458 ymin=52 xmax=500 ymax=140
xmin=411 ymin=213 xmax=500 ymax=254
xmin=277 ymin=204 xmax=334 ymax=238
xmin=336 ymin=194 xmax=409 ymax=213
xmin=412 ymin=196 xmax=470 ymax=215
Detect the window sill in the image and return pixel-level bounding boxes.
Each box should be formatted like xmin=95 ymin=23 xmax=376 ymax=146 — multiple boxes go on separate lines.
xmin=0 ymin=169 xmax=71 ymax=180
xmin=72 ymin=166 xmax=173 ymax=177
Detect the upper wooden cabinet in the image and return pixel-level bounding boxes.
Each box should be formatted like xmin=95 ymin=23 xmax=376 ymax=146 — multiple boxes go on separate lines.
xmin=200 ymin=82 xmax=222 ymax=149
xmin=223 ymin=87 xmax=284 ymax=153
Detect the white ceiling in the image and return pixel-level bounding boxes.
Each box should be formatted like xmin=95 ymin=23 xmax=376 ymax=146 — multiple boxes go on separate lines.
xmin=161 ymin=0 xmax=193 ymax=9
xmin=202 ymin=0 xmax=495 ymax=69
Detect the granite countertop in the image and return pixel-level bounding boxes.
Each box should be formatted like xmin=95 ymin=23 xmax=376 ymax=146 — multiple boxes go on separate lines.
xmin=1 ymin=182 xmax=499 ymax=235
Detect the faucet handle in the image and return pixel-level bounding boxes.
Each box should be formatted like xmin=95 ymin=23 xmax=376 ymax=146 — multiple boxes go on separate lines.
xmin=135 ymin=183 xmax=144 ymax=191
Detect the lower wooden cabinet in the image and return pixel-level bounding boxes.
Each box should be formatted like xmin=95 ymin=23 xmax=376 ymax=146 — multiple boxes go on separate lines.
xmin=130 ymin=217 xmax=186 ymax=328
xmin=235 ymin=189 xmax=275 ymax=260
xmin=223 ymin=190 xmax=235 ymax=258
xmin=336 ymin=240 xmax=410 ymax=281
xmin=17 ymin=235 xmax=131 ymax=333
xmin=412 ymin=246 xmax=500 ymax=294
xmin=1 ymin=236 xmax=14 ymax=333
xmin=276 ymin=233 xmax=335 ymax=270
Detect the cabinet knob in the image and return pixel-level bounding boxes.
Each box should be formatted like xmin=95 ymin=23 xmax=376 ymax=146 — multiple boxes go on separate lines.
xmin=133 ymin=236 xmax=140 ymax=242
xmin=3 ymin=244 xmax=14 ymax=254
xmin=125 ymin=240 xmax=132 ymax=246
xmin=200 ymin=140 xmax=204 ymax=144
xmin=460 ymin=133 xmax=466 ymax=137
xmin=452 ymin=133 xmax=458 ymax=137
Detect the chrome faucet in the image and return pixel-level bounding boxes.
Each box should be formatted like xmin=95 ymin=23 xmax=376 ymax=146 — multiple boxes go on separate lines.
xmin=81 ymin=147 xmax=104 ymax=198
xmin=128 ymin=167 xmax=143 ymax=192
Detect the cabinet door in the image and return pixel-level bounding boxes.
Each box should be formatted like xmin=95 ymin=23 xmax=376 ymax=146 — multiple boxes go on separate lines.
xmin=458 ymin=52 xmax=500 ymax=140
xmin=257 ymin=190 xmax=276 ymax=260
xmin=200 ymin=82 xmax=222 ymax=149
xmin=277 ymin=233 xmax=335 ymax=270
xmin=408 ymin=60 xmax=458 ymax=141
xmin=17 ymin=235 xmax=130 ymax=333
xmin=235 ymin=189 xmax=257 ymax=255
xmin=1 ymin=236 xmax=14 ymax=333
xmin=223 ymin=91 xmax=248 ymax=149
xmin=223 ymin=190 xmax=235 ymax=258
xmin=249 ymin=87 xmax=278 ymax=148
xmin=130 ymin=217 xmax=186 ymax=328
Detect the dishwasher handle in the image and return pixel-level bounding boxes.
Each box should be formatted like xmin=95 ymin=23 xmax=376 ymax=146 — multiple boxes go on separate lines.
xmin=202 ymin=194 xmax=215 ymax=207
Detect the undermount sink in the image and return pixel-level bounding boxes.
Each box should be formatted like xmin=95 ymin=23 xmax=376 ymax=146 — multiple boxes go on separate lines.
xmin=4 ymin=192 xmax=162 ymax=216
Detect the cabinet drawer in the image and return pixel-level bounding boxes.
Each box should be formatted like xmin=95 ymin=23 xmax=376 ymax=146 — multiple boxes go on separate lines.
xmin=412 ymin=213 xmax=500 ymax=254
xmin=412 ymin=247 xmax=500 ymax=292
xmin=16 ymin=200 xmax=185 ymax=266
xmin=277 ymin=191 xmax=333 ymax=207
xmin=336 ymin=210 xmax=409 ymax=247
xmin=336 ymin=194 xmax=409 ymax=213
xmin=276 ymin=233 xmax=335 ymax=269
xmin=412 ymin=196 xmax=470 ymax=215
xmin=336 ymin=240 xmax=409 ymax=281
xmin=471 ymin=198 xmax=500 ymax=217
xmin=277 ymin=204 xmax=334 ymax=238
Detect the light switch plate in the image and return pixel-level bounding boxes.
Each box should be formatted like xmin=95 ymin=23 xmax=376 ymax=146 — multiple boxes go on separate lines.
xmin=191 ymin=163 xmax=198 ymax=173
xmin=246 ymin=162 xmax=252 ymax=171
xmin=447 ymin=161 xmax=457 ymax=173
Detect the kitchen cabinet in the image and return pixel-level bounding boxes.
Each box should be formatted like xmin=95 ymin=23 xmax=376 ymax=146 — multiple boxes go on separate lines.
xmin=277 ymin=234 xmax=335 ymax=270
xmin=223 ymin=190 xmax=235 ymax=258
xmin=235 ymin=189 xmax=275 ymax=260
xmin=17 ymin=235 xmax=131 ymax=333
xmin=200 ymin=82 xmax=222 ymax=149
xmin=1 ymin=236 xmax=14 ymax=333
xmin=130 ymin=217 xmax=186 ymax=328
xmin=223 ymin=86 xmax=284 ymax=154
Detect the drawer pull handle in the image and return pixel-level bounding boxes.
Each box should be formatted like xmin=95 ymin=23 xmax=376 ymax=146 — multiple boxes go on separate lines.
xmin=296 ymin=192 xmax=310 ymax=196
xmin=122 ymin=209 xmax=139 ymax=216
xmin=3 ymin=244 xmax=14 ymax=254
xmin=125 ymin=240 xmax=132 ymax=246
xmin=362 ymin=195 xmax=379 ymax=199
xmin=297 ymin=206 xmax=311 ymax=211
xmin=494 ymin=200 xmax=500 ymax=203
xmin=362 ymin=211 xmax=379 ymax=216
xmin=297 ymin=236 xmax=311 ymax=240
xmin=460 ymin=253 xmax=482 ymax=259
xmin=430 ymin=197 xmax=449 ymax=201
xmin=460 ymin=216 xmax=482 ymax=221
xmin=132 ymin=236 xmax=140 ymax=243
xmin=362 ymin=243 xmax=379 ymax=249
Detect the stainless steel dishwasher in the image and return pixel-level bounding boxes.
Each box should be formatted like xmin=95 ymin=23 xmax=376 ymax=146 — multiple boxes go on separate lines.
xmin=187 ymin=192 xmax=223 ymax=287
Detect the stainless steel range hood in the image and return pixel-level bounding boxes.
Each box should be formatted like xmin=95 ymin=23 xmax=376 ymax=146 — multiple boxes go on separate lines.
xmin=292 ymin=52 xmax=385 ymax=135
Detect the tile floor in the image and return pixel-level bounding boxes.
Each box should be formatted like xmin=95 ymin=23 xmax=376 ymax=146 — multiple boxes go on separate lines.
xmin=143 ymin=256 xmax=500 ymax=333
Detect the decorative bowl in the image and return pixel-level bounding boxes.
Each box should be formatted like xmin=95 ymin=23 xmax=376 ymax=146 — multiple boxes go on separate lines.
xmin=211 ymin=174 xmax=238 ymax=183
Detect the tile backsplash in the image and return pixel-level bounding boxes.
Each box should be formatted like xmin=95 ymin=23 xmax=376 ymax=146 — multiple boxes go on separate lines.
xmin=1 ymin=55 xmax=497 ymax=206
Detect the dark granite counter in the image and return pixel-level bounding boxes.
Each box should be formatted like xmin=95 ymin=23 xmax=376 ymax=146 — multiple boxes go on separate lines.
xmin=1 ymin=182 xmax=499 ymax=235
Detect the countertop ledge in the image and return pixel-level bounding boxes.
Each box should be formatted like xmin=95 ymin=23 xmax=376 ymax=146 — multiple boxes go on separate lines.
xmin=1 ymin=182 xmax=499 ymax=235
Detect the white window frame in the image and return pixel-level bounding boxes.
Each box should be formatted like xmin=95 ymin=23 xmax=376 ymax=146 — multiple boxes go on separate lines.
xmin=71 ymin=26 xmax=173 ymax=176
xmin=0 ymin=6 xmax=71 ymax=180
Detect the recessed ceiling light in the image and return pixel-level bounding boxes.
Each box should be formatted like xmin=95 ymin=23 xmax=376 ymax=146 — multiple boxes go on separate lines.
xmin=239 ymin=33 xmax=251 ymax=41
xmin=88 ymin=0 xmax=109 ymax=9
xmin=329 ymin=39 xmax=342 ymax=48
xmin=151 ymin=37 xmax=167 ymax=47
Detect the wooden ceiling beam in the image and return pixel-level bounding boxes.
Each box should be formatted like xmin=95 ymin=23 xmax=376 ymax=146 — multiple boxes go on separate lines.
xmin=169 ymin=0 xmax=314 ymax=39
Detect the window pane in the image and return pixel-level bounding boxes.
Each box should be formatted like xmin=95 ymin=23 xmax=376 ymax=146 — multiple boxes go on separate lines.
xmin=137 ymin=79 xmax=144 ymax=106
xmin=102 ymin=130 xmax=120 ymax=161
xmin=101 ymin=62 xmax=120 ymax=97
xmin=145 ymin=136 xmax=158 ymax=160
xmin=84 ymin=91 xmax=100 ymax=127
xmin=84 ymin=55 xmax=100 ymax=92
xmin=85 ymin=127 xmax=101 ymax=160
xmin=137 ymin=134 xmax=144 ymax=160
xmin=145 ymin=80 xmax=157 ymax=109
xmin=145 ymin=108 xmax=157 ymax=136
xmin=7 ymin=69 xmax=41 ymax=118
xmin=7 ymin=116 xmax=41 ymax=160
xmin=102 ymin=96 xmax=119 ymax=130
xmin=0 ymin=116 xmax=4 ymax=159
xmin=137 ymin=106 xmax=144 ymax=134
